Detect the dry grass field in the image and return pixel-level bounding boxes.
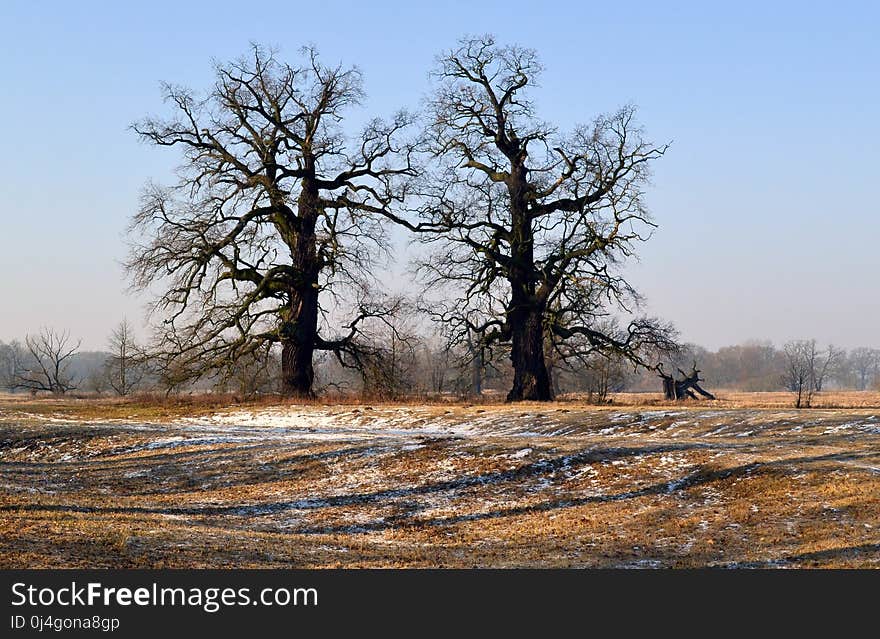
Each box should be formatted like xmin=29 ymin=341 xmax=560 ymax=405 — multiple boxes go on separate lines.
xmin=1 ymin=392 xmax=879 ymax=568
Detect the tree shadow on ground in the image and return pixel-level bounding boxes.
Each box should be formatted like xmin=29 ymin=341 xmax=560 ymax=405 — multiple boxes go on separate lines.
xmin=0 ymin=442 xmax=391 ymax=495
xmin=4 ymin=444 xmax=865 ymax=529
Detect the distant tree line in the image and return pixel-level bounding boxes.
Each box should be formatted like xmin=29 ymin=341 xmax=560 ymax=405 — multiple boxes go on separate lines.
xmin=2 ymin=327 xmax=878 ymax=403
xmin=628 ymin=340 xmax=879 ymax=398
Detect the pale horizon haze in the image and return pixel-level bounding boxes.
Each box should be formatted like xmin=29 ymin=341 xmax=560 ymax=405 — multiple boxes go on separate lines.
xmin=0 ymin=1 xmax=877 ymax=351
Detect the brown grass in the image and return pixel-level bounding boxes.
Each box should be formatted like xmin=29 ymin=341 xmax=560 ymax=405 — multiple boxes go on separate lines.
xmin=601 ymin=390 xmax=880 ymax=410
xmin=3 ymin=389 xmax=879 ymax=424
xmin=1 ymin=395 xmax=879 ymax=568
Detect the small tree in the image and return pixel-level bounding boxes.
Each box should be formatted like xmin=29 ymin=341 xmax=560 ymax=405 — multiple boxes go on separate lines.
xmin=783 ymin=340 xmax=819 ymax=408
xmin=104 ymin=319 xmax=147 ymax=396
xmin=419 ymin=300 xmax=502 ymax=398
xmin=812 ymin=344 xmax=845 ymax=392
xmin=213 ymin=345 xmax=280 ymax=398
xmin=357 ymin=299 xmax=418 ymax=399
xmin=848 ymin=347 xmax=880 ymax=391
xmin=580 ymin=354 xmax=630 ymax=403
xmin=147 ymin=331 xmax=194 ymax=397
xmin=421 ymin=342 xmax=454 ymax=395
xmin=12 ymin=328 xmax=80 ymax=395
xmin=85 ymin=367 xmax=109 ymax=395
xmin=0 ymin=341 xmax=27 ymax=391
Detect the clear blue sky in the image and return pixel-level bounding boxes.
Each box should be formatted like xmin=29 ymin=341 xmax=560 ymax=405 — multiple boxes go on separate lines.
xmin=0 ymin=1 xmax=877 ymax=350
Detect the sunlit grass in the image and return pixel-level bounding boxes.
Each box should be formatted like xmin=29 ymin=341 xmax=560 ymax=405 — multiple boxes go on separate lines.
xmin=1 ymin=394 xmax=878 ymax=568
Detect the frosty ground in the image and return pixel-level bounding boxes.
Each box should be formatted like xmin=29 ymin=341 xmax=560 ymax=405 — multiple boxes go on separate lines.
xmin=1 ymin=396 xmax=879 ymax=568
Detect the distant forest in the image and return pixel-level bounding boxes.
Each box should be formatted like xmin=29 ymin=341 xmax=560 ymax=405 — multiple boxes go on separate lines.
xmin=1 ymin=329 xmax=877 ymax=400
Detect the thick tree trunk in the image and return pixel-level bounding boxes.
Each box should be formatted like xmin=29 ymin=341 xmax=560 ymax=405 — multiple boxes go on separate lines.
xmin=504 ymin=161 xmax=553 ymax=402
xmin=507 ymin=307 xmax=553 ymax=401
xmin=280 ymin=180 xmax=320 ymax=398
xmin=280 ymin=288 xmax=318 ymax=397
xmin=658 ymin=364 xmax=716 ymax=401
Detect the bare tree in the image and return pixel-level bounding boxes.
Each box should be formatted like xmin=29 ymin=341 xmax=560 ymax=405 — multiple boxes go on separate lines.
xmin=422 ymin=342 xmax=453 ymax=394
xmin=408 ymin=337 xmax=485 ymax=398
xmin=582 ymin=355 xmax=630 ymax=403
xmin=85 ymin=367 xmax=109 ymax=395
xmin=783 ymin=339 xmax=819 ymax=408
xmin=12 ymin=328 xmax=80 ymax=395
xmin=213 ymin=344 xmax=280 ymax=398
xmin=551 ymin=349 xmax=632 ymax=403
xmin=0 ymin=341 xmax=26 ymax=391
xmin=127 ymin=45 xmax=414 ymax=398
xmin=812 ymin=344 xmax=845 ymax=392
xmin=354 ymin=298 xmax=419 ymax=399
xmin=400 ymin=36 xmax=676 ymax=401
xmin=847 ymin=347 xmax=880 ymax=391
xmin=104 ymin=319 xmax=147 ymax=396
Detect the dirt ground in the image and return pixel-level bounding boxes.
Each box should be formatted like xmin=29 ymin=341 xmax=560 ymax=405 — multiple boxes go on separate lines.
xmin=1 ymin=393 xmax=879 ymax=568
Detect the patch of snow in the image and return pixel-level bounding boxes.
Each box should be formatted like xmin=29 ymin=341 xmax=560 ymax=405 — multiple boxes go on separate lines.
xmin=822 ymin=422 xmax=858 ymax=434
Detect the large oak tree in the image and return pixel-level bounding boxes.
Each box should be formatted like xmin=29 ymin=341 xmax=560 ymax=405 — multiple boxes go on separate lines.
xmin=128 ymin=46 xmax=413 ymax=397
xmin=411 ymin=36 xmax=676 ymax=401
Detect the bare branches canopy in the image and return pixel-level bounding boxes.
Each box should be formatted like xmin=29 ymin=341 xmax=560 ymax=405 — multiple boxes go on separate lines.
xmin=409 ymin=35 xmax=676 ymax=401
xmin=127 ymin=45 xmax=415 ymax=397
xmin=6 ymin=328 xmax=81 ymax=395
xmin=124 ymin=38 xmax=683 ymax=401
xmin=103 ymin=319 xmax=147 ymax=396
xmin=783 ymin=340 xmax=844 ymax=408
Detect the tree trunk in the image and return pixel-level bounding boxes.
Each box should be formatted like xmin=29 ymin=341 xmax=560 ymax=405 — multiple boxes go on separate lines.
xmin=550 ymin=362 xmax=562 ymax=397
xmin=281 ymin=181 xmax=320 ymax=398
xmin=466 ymin=334 xmax=483 ymax=397
xmin=280 ymin=291 xmax=318 ymax=398
xmin=507 ymin=307 xmax=553 ymax=401
xmin=472 ymin=344 xmax=483 ymax=397
xmin=504 ymin=162 xmax=553 ymax=402
xmin=659 ymin=364 xmax=716 ymax=401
